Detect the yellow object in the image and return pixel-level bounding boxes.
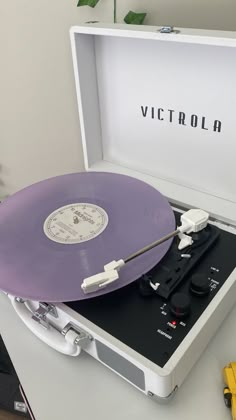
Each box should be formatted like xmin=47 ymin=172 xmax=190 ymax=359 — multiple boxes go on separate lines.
xmin=223 ymin=362 xmax=236 ymax=420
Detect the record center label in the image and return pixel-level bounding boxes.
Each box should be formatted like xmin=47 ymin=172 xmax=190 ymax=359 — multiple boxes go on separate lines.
xmin=43 ymin=203 xmax=108 ymax=244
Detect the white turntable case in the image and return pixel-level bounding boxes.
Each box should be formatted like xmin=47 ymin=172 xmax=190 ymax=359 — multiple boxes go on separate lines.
xmin=9 ymin=24 xmax=236 ymax=402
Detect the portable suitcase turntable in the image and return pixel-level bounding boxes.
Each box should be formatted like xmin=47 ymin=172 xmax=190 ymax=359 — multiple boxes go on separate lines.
xmin=1 ymin=24 xmax=236 ymax=402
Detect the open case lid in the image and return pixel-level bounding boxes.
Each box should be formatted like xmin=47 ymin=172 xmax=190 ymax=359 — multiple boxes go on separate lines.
xmin=70 ymin=23 xmax=236 ymax=226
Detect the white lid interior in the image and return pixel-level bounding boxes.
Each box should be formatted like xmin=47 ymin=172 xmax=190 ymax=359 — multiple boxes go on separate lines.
xmin=70 ymin=24 xmax=236 ymax=225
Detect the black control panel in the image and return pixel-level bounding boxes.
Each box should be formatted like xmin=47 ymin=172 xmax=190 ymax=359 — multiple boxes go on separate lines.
xmin=66 ymin=212 xmax=236 ymax=368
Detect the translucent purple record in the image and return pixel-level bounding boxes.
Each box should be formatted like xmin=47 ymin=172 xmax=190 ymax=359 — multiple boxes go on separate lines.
xmin=0 ymin=172 xmax=175 ymax=302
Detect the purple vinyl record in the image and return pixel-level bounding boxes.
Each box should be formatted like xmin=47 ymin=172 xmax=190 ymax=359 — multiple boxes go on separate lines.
xmin=0 ymin=172 xmax=175 ymax=302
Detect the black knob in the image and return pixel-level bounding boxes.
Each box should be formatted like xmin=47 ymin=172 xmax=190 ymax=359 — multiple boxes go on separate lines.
xmin=170 ymin=293 xmax=191 ymax=318
xmin=190 ymin=274 xmax=210 ymax=296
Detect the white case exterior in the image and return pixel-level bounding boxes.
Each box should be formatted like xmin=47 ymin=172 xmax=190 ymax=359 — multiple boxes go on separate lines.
xmin=8 ymin=24 xmax=236 ymax=401
xmin=8 ymin=262 xmax=236 ymax=400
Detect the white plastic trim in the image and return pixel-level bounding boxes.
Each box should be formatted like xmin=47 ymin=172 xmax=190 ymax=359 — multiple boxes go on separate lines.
xmin=70 ymin=24 xmax=236 ymax=48
xmin=9 ymin=296 xmax=81 ymax=356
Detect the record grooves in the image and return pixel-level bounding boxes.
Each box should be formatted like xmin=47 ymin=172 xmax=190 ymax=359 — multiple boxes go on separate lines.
xmin=0 ymin=172 xmax=175 ymax=302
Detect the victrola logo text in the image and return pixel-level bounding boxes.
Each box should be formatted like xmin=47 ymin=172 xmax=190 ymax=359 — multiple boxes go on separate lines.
xmin=141 ymin=106 xmax=222 ymax=133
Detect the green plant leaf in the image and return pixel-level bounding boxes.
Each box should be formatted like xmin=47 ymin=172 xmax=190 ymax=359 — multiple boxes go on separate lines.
xmin=77 ymin=0 xmax=100 ymax=7
xmin=124 ymin=11 xmax=147 ymax=25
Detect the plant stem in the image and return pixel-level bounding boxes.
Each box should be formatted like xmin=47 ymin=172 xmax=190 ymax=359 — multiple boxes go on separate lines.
xmin=114 ymin=0 xmax=117 ymax=23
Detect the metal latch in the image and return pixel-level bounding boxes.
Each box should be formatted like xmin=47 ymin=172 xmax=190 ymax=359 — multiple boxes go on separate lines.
xmin=32 ymin=302 xmax=58 ymax=329
xmin=148 ymin=386 xmax=178 ymax=403
xmin=159 ymin=26 xmax=177 ymax=34
xmin=61 ymin=322 xmax=93 ymax=348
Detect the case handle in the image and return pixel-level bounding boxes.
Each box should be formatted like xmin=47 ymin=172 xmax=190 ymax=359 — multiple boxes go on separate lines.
xmin=9 ymin=296 xmax=81 ymax=356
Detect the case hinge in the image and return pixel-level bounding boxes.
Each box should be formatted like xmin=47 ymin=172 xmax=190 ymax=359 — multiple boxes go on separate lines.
xmin=61 ymin=322 xmax=93 ymax=348
xmin=159 ymin=26 xmax=179 ymax=34
xmin=32 ymin=302 xmax=58 ymax=329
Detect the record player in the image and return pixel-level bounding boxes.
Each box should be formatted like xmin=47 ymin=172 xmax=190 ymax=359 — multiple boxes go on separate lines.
xmin=1 ymin=24 xmax=236 ymax=403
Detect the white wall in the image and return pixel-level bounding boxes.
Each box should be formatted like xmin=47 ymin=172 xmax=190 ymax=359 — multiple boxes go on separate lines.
xmin=1 ymin=0 xmax=236 ymax=195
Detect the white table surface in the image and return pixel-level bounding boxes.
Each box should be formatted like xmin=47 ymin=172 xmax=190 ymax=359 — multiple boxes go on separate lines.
xmin=0 ymin=292 xmax=234 ymax=420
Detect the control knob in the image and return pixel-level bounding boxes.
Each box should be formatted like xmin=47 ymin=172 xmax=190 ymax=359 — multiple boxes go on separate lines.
xmin=170 ymin=293 xmax=191 ymax=318
xmin=190 ymin=274 xmax=210 ymax=296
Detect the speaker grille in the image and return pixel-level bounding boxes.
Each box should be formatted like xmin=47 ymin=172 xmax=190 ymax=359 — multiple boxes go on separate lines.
xmin=96 ymin=340 xmax=145 ymax=390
